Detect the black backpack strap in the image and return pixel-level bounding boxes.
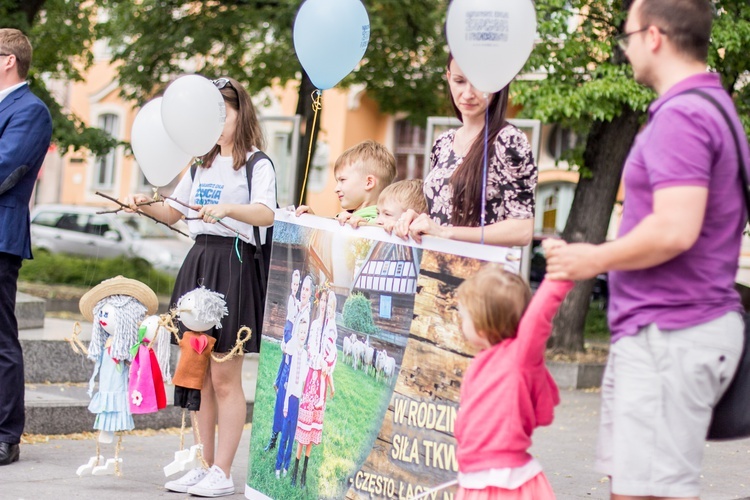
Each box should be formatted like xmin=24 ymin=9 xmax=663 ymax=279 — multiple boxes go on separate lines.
xmin=681 ymin=89 xmax=750 ymax=217
xmin=245 ymin=151 xmax=276 ymax=290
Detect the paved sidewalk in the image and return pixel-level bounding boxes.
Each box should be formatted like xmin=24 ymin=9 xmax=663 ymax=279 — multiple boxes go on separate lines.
xmin=10 ymin=316 xmax=750 ymax=499
xmin=4 ymin=389 xmax=750 ymax=499
xmin=533 ymin=390 xmax=750 ymax=500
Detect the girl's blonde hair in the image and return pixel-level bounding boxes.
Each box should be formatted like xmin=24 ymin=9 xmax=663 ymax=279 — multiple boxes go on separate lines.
xmin=456 ymin=265 xmax=531 ymax=345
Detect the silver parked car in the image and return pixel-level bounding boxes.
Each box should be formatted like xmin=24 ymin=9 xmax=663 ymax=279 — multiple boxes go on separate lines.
xmin=30 ymin=204 xmax=191 ymax=276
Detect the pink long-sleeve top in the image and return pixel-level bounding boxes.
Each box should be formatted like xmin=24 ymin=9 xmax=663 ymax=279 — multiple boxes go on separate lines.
xmin=454 ymin=279 xmax=574 ymax=473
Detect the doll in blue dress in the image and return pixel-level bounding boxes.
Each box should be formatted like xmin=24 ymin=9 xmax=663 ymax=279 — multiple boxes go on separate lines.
xmin=74 ymin=276 xmax=158 ymax=477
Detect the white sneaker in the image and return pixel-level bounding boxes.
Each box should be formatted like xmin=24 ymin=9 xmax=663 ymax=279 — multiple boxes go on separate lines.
xmin=165 ymin=467 xmax=209 ymax=493
xmin=187 ymin=464 xmax=235 ymax=497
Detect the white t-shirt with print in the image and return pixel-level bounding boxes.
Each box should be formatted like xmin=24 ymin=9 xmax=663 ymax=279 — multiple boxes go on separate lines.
xmin=167 ymin=150 xmax=276 ymax=246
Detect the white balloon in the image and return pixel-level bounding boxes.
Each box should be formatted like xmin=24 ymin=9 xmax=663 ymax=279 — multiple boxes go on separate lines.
xmin=131 ymin=98 xmax=193 ymax=187
xmin=446 ymin=0 xmax=537 ymax=93
xmin=161 ymin=75 xmax=226 ymax=156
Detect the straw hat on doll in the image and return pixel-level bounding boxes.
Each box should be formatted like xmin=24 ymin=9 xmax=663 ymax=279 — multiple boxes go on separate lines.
xmin=79 ymin=275 xmax=159 ymax=322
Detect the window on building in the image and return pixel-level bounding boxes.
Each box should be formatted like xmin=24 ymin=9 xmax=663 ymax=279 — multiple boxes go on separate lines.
xmin=93 ymin=113 xmax=120 ymax=189
xmin=542 ymin=190 xmax=559 ymax=234
xmin=394 ymin=119 xmax=426 ymax=180
xmin=547 ymin=124 xmax=578 ymax=161
xmin=307 ymin=139 xmax=330 ymax=193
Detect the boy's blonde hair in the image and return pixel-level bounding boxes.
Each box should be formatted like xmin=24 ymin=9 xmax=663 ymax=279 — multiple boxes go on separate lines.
xmin=378 ymin=179 xmax=428 ymax=214
xmin=456 ymin=265 xmax=531 ymax=345
xmin=334 ymin=140 xmax=396 ymax=188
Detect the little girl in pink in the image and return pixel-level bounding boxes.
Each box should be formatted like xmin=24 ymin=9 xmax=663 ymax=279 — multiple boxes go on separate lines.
xmin=454 ymin=257 xmax=573 ymax=500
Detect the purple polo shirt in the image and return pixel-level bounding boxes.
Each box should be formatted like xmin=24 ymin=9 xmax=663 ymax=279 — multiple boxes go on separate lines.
xmin=609 ymin=73 xmax=748 ymax=342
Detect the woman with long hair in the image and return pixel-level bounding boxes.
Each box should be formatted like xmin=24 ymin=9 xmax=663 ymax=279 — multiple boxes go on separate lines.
xmin=126 ymin=76 xmax=276 ymax=497
xmin=394 ymin=54 xmax=537 ymax=246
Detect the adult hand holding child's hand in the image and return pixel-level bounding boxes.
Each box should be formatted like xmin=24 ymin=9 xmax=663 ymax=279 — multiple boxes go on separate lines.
xmin=544 ymin=239 xmax=602 ymax=281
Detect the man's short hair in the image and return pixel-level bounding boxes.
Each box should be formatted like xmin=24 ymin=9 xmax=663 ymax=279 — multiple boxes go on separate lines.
xmin=334 ymin=140 xmax=397 ymax=188
xmin=378 ymin=179 xmax=428 ymax=214
xmin=0 ymin=28 xmax=32 ymax=79
xmin=638 ymin=0 xmax=712 ymax=62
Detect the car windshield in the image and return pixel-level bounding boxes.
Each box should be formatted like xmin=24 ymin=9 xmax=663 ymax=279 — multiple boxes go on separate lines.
xmin=120 ymin=215 xmax=175 ymax=239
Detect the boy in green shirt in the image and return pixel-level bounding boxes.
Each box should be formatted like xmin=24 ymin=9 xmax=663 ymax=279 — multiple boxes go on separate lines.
xmin=295 ymin=140 xmax=396 ymax=222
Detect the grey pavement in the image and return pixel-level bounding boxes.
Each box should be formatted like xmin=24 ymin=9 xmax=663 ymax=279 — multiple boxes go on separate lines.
xmin=4 ymin=390 xmax=750 ymax=499
xmin=532 ymin=390 xmax=750 ymax=500
xmin=8 ymin=316 xmax=750 ymax=499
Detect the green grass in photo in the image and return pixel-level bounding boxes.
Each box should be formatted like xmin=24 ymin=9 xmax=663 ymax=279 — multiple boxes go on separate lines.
xmin=248 ymin=339 xmax=394 ymax=499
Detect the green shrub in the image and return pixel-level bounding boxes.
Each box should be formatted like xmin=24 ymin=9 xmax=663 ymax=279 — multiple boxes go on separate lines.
xmin=584 ymin=302 xmax=610 ymax=341
xmin=21 ymin=250 xmax=175 ymax=295
xmin=341 ymin=292 xmax=378 ymax=334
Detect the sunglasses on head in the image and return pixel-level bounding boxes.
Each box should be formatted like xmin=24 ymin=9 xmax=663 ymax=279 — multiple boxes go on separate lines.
xmin=212 ymin=78 xmax=232 ymax=89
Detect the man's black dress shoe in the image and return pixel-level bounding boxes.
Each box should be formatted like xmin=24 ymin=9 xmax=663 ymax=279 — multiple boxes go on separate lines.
xmin=0 ymin=442 xmax=19 ymax=465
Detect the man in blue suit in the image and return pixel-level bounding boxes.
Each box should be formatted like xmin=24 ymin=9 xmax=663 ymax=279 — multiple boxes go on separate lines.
xmin=0 ymin=28 xmax=52 ymax=466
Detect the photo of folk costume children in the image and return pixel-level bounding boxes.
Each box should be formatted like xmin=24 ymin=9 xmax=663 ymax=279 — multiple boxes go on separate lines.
xmin=295 ymin=140 xmax=397 ymax=223
xmin=272 ymin=270 xmax=301 ymax=402
xmin=317 ymin=290 xmax=339 ymax=409
xmin=275 ymin=314 xmax=310 ymax=479
xmin=454 ymin=256 xmax=572 ymax=500
xmin=281 ymin=270 xmax=301 ymax=354
xmin=292 ymin=289 xmax=338 ymax=488
xmin=265 ymin=275 xmax=313 ymax=452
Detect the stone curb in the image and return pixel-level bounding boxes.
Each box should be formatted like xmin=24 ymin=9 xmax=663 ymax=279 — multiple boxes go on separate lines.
xmin=26 ymin=400 xmax=254 ymax=435
xmin=548 ymin=361 xmax=605 ymax=389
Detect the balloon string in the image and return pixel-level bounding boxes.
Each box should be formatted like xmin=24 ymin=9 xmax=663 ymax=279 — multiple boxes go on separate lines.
xmin=298 ymin=90 xmax=323 ymax=207
xmin=481 ymin=94 xmax=489 ymax=245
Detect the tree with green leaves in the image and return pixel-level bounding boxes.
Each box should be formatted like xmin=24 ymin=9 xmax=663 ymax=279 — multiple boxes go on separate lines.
xmin=514 ymin=0 xmax=750 ymax=352
xmin=1 ymin=0 xmax=116 ymax=155
xmin=96 ymin=0 xmax=450 ymax=202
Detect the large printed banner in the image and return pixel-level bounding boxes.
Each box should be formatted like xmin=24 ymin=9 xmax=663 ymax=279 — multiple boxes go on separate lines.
xmin=246 ymin=210 xmax=522 ymax=500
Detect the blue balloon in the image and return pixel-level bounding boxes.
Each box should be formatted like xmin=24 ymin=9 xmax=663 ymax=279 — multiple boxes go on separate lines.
xmin=293 ymin=0 xmax=370 ymax=90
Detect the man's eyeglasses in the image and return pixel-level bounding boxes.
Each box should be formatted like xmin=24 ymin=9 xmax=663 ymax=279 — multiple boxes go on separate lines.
xmin=615 ymin=27 xmax=649 ymax=51
xmin=615 ymin=26 xmax=668 ymax=52
xmin=0 ymin=53 xmax=12 ymax=57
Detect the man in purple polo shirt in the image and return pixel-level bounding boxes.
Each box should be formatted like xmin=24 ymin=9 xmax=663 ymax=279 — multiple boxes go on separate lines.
xmin=546 ymin=0 xmax=749 ymax=498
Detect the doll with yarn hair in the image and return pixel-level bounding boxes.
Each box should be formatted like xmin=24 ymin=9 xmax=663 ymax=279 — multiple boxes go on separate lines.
xmin=163 ymin=286 xmax=231 ymax=478
xmin=128 ymin=314 xmax=174 ymax=415
xmin=172 ymin=286 xmax=229 ymax=411
xmin=73 ymin=276 xmax=158 ymax=477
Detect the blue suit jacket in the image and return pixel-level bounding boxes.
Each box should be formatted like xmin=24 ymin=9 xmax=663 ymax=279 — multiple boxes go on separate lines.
xmin=0 ymin=84 xmax=53 ymax=259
